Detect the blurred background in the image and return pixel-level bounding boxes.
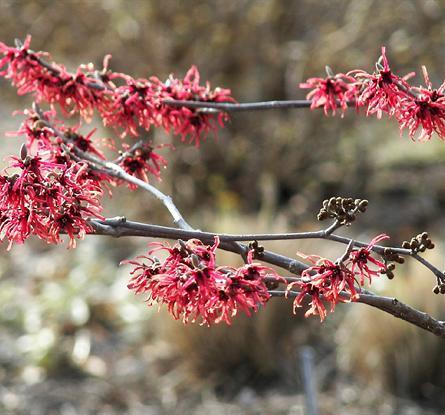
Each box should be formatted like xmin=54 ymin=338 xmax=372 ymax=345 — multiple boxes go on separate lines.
xmin=0 ymin=0 xmax=445 ymax=414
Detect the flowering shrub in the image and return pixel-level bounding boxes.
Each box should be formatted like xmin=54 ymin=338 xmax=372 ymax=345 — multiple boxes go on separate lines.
xmin=1 ymin=36 xmax=445 ymax=336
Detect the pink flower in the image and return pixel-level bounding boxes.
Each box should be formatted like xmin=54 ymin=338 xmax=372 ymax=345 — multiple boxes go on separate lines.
xmin=122 ymin=238 xmax=282 ymax=325
xmin=64 ymin=127 xmax=106 ymax=160
xmin=0 ymin=152 xmax=104 ymax=249
xmin=348 ymin=234 xmax=388 ymax=285
xmin=118 ymin=142 xmax=170 ymax=188
xmin=101 ymin=78 xmax=155 ymax=137
xmin=396 ymin=66 xmax=445 ymax=141
xmin=153 ymin=66 xmax=235 ymax=146
xmin=300 ymin=72 xmax=359 ymax=115
xmin=1 ymin=37 xmax=235 ymax=144
xmin=349 ymin=47 xmax=415 ymax=118
xmin=287 ymin=254 xmax=358 ymax=322
xmin=0 ymin=36 xmax=110 ymax=121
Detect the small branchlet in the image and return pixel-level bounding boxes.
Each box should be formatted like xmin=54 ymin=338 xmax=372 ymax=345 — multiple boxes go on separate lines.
xmin=402 ymin=232 xmax=435 ymax=253
xmin=317 ymin=197 xmax=368 ymax=225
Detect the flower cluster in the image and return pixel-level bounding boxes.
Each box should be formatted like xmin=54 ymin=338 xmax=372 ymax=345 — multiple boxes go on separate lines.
xmin=8 ymin=108 xmax=105 ymax=159
xmin=288 ymin=234 xmax=388 ymax=321
xmin=301 ymin=47 xmax=445 ymax=141
xmin=123 ymin=237 xmax=283 ymax=325
xmin=118 ymin=142 xmax=169 ymax=189
xmin=0 ymin=37 xmax=234 ymax=145
xmin=151 ymin=66 xmax=234 ymax=146
xmin=9 ymin=109 xmax=167 ymax=188
xmin=299 ymin=70 xmax=359 ymax=116
xmin=0 ymin=36 xmax=111 ymax=121
xmin=0 ymin=152 xmax=104 ymax=249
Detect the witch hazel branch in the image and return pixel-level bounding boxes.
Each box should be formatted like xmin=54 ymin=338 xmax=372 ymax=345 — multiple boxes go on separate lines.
xmin=1 ymin=37 xmax=445 ymax=336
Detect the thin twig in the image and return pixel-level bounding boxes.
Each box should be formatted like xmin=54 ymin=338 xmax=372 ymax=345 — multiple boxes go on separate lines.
xmin=162 ymin=99 xmax=314 ymax=111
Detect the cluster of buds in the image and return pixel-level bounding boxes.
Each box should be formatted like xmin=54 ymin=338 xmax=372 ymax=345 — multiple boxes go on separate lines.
xmin=402 ymin=232 xmax=435 ymax=253
xmin=248 ymin=240 xmax=264 ymax=259
xmin=317 ymin=197 xmax=368 ymax=224
xmin=380 ymin=263 xmax=396 ymax=280
xmin=381 ymin=248 xmax=405 ymax=279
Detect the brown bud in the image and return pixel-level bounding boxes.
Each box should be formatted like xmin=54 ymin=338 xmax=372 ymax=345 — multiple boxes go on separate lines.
xmin=433 ymin=286 xmax=440 ymax=294
xmin=345 ymin=213 xmax=356 ymax=222
xmin=178 ymin=239 xmax=187 ymax=252
xmin=317 ymin=210 xmax=329 ymax=221
xmin=358 ymin=200 xmax=369 ymax=212
xmin=20 ymin=143 xmax=28 ymax=160
xmin=402 ymin=241 xmax=410 ymax=249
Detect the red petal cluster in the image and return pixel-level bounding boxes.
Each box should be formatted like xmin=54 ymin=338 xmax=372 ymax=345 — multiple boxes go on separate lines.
xmin=8 ymin=108 xmax=105 ymax=159
xmin=0 ymin=153 xmax=104 ymax=249
xmin=300 ymin=72 xmax=359 ymax=115
xmin=348 ymin=233 xmax=388 ymax=285
xmin=118 ymin=142 xmax=169 ymax=189
xmin=302 ymin=47 xmax=445 ymax=141
xmin=122 ymin=237 xmax=283 ymax=325
xmin=0 ymin=37 xmax=234 ymax=145
xmin=288 ymin=234 xmax=388 ymax=321
xmin=0 ymin=36 xmax=111 ymax=121
xmin=152 ymin=66 xmax=234 ymax=146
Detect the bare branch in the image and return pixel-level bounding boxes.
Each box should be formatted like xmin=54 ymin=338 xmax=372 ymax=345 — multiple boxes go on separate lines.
xmin=270 ymin=290 xmax=445 ymax=338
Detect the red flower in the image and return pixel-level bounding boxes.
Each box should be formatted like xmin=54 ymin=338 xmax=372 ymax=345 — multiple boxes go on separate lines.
xmin=64 ymin=127 xmax=106 ymax=160
xmin=396 ymin=66 xmax=445 ymax=141
xmin=287 ymin=254 xmax=358 ymax=322
xmin=0 ymin=36 xmax=110 ymax=121
xmin=6 ymin=108 xmax=58 ymax=152
xmin=122 ymin=238 xmax=282 ymax=325
xmin=300 ymin=72 xmax=359 ymax=115
xmin=0 ymin=152 xmax=104 ymax=249
xmin=1 ymin=37 xmax=234 ymax=144
xmin=153 ymin=66 xmax=235 ymax=146
xmin=118 ymin=142 xmax=170 ymax=188
xmin=101 ymin=78 xmax=155 ymax=137
xmin=348 ymin=234 xmax=388 ymax=285
xmin=349 ymin=46 xmax=415 ymax=118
